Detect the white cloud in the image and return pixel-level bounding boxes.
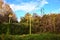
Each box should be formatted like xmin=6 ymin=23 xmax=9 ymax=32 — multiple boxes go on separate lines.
xmin=40 ymin=0 xmax=48 ymax=7
xmin=10 ymin=0 xmax=48 ymax=12
xmin=10 ymin=2 xmax=37 ymax=12
xmin=36 ymin=0 xmax=48 ymax=9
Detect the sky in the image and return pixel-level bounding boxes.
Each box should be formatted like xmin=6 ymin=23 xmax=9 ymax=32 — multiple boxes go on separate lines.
xmin=4 ymin=0 xmax=60 ymax=21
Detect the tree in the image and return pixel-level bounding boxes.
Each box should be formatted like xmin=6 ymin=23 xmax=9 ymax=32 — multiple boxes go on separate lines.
xmin=0 ymin=0 xmax=18 ymax=23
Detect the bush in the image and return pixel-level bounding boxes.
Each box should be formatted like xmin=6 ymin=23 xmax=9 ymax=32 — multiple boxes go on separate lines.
xmin=0 ymin=24 xmax=7 ymax=34
xmin=0 ymin=23 xmax=29 ymax=35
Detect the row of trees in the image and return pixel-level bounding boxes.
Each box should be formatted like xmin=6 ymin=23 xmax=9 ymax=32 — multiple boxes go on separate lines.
xmin=20 ymin=13 xmax=60 ymax=34
xmin=0 ymin=13 xmax=60 ymax=35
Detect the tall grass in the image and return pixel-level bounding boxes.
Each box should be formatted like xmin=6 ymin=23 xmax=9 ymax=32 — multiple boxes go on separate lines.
xmin=0 ymin=33 xmax=60 ymax=40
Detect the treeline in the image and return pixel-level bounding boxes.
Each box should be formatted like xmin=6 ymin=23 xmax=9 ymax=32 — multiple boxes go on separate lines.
xmin=0 ymin=13 xmax=60 ymax=35
xmin=20 ymin=13 xmax=60 ymax=34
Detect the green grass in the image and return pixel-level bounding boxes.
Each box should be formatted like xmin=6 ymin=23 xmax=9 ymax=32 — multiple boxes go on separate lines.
xmin=0 ymin=33 xmax=60 ymax=40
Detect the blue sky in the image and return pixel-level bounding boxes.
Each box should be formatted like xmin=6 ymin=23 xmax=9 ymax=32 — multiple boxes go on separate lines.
xmin=4 ymin=0 xmax=60 ymax=21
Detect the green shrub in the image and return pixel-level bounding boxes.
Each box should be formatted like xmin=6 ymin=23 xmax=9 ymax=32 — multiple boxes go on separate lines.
xmin=0 ymin=23 xmax=29 ymax=35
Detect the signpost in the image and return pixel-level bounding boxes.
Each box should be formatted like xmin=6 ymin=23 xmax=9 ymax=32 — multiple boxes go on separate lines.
xmin=6 ymin=13 xmax=13 ymax=35
xmin=29 ymin=16 xmax=32 ymax=35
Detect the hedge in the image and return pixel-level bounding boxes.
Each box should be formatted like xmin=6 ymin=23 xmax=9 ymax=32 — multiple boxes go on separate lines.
xmin=0 ymin=23 xmax=29 ymax=35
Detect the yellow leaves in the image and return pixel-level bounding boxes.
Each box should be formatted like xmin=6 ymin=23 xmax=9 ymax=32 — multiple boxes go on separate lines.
xmin=9 ymin=13 xmax=13 ymax=17
xmin=25 ymin=13 xmax=32 ymax=20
